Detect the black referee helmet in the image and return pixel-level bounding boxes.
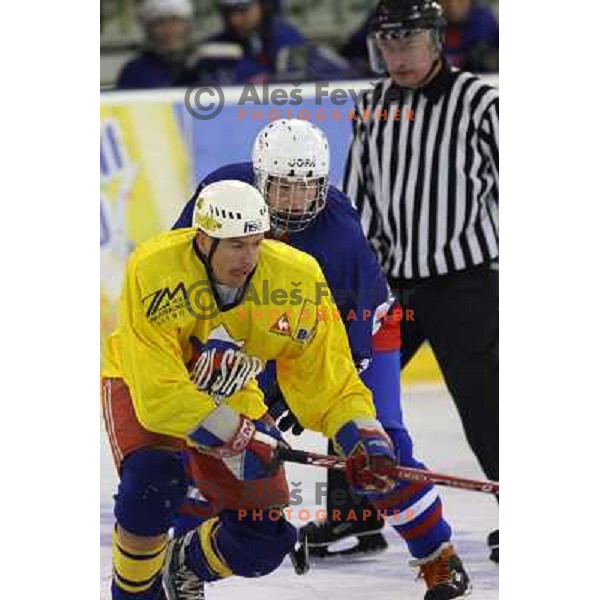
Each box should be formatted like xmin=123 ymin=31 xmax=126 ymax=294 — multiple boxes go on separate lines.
xmin=367 ymin=0 xmax=446 ymax=73
xmin=370 ymin=0 xmax=446 ymax=35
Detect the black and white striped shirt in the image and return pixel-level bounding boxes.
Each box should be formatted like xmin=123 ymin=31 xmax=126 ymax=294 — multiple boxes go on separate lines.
xmin=342 ymin=63 xmax=499 ymax=281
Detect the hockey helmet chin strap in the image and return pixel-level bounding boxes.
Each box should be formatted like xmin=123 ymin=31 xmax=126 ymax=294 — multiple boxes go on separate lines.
xmin=415 ymin=56 xmax=442 ymax=88
xmin=201 ymin=237 xmax=224 ymax=287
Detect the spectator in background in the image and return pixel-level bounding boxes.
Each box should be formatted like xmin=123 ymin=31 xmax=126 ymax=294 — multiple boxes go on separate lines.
xmin=340 ymin=12 xmax=373 ymax=76
xmin=116 ymin=0 xmax=197 ymax=89
xmin=115 ymin=0 xmax=363 ymax=89
xmin=196 ymin=0 xmax=356 ymax=84
xmin=203 ymin=0 xmax=305 ymax=83
xmin=441 ymin=0 xmax=498 ymax=72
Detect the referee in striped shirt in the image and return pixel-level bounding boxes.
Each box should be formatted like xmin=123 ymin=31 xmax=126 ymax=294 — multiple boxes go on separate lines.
xmin=343 ymin=0 xmax=499 ymax=560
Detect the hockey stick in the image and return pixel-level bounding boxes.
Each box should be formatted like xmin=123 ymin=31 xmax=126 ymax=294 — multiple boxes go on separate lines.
xmin=276 ymin=446 xmax=499 ymax=495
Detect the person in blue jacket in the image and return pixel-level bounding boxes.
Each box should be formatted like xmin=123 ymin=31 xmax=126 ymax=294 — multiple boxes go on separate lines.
xmin=172 ymin=119 xmax=471 ymax=599
xmin=117 ymin=0 xmax=356 ymax=89
xmin=201 ymin=0 xmax=305 ymax=83
xmin=116 ymin=0 xmax=198 ymax=90
xmin=198 ymin=0 xmax=356 ymax=84
xmin=441 ymin=0 xmax=498 ymax=72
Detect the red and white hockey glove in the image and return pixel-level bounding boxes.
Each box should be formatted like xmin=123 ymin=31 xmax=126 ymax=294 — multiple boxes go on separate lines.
xmin=189 ymin=405 xmax=287 ymax=480
xmin=334 ymin=419 xmax=397 ymax=494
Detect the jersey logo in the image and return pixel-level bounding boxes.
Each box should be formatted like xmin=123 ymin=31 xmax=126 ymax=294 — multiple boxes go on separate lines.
xmin=244 ymin=220 xmax=264 ymax=233
xmin=287 ymin=158 xmax=316 ymax=168
xmin=194 ymin=211 xmax=222 ymax=233
xmin=292 ymin=299 xmax=317 ymax=344
xmin=270 ymin=313 xmax=292 ymax=336
xmin=142 ymin=283 xmax=188 ymax=324
xmin=188 ymin=325 xmax=264 ymax=402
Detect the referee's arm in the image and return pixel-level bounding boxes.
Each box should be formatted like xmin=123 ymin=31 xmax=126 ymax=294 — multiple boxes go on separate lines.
xmin=342 ymin=108 xmax=385 ymax=256
xmin=478 ymin=98 xmax=499 ymax=194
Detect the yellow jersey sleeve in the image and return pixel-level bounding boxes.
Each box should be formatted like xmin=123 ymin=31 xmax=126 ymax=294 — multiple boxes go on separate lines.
xmin=276 ymin=285 xmax=376 ymax=440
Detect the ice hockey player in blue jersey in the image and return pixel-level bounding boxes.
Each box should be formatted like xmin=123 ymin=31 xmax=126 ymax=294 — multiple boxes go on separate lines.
xmin=173 ymin=119 xmax=471 ymax=599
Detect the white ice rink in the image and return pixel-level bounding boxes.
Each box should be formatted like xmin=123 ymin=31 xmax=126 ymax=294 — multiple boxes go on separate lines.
xmin=100 ymin=385 xmax=499 ymax=599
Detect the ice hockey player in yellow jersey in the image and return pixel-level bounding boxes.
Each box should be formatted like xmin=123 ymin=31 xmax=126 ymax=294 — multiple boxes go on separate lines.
xmin=101 ymin=180 xmax=398 ymax=599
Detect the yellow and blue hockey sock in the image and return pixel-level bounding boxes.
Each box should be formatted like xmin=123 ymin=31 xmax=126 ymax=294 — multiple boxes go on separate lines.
xmin=362 ymin=353 xmax=453 ymax=560
xmin=184 ymin=509 xmax=296 ymax=581
xmin=366 ymin=426 xmax=452 ymax=559
xmin=111 ymin=528 xmax=167 ymax=599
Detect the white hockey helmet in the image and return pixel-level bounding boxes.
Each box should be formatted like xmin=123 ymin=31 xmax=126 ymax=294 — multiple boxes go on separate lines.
xmin=138 ymin=0 xmax=194 ymax=24
xmin=192 ymin=180 xmax=270 ymax=239
xmin=252 ymin=119 xmax=330 ymax=233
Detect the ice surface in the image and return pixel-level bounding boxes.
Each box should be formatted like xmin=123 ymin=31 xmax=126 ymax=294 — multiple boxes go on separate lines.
xmin=100 ymin=385 xmax=499 ymax=599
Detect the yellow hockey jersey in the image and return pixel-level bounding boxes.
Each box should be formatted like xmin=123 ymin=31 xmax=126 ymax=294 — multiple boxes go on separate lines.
xmin=102 ymin=228 xmax=375 ymax=445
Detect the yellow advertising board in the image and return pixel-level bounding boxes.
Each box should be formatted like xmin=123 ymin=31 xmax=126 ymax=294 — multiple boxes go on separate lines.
xmin=100 ymin=102 xmax=192 ymax=353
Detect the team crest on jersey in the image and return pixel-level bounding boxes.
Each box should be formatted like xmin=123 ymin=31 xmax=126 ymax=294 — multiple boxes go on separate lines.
xmin=270 ymin=313 xmax=292 ymax=336
xmin=187 ymin=325 xmax=264 ymax=401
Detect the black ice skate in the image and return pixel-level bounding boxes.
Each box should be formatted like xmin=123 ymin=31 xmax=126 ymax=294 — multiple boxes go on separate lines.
xmin=411 ymin=543 xmax=471 ymax=600
xmin=487 ymin=529 xmax=499 ymax=563
xmin=162 ymin=531 xmax=205 ymax=600
xmin=300 ymin=518 xmax=388 ymax=559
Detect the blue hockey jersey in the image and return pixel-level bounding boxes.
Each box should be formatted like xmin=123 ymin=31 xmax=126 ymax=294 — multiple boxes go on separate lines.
xmin=173 ymin=162 xmax=391 ymax=365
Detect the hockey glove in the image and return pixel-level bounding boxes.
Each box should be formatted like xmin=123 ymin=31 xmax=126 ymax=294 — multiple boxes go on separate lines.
xmin=334 ymin=419 xmax=397 ymax=494
xmin=189 ymin=405 xmax=288 ymax=480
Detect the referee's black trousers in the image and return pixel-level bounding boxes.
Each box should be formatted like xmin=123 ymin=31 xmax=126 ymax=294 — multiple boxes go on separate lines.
xmin=391 ymin=263 xmax=499 ymax=483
